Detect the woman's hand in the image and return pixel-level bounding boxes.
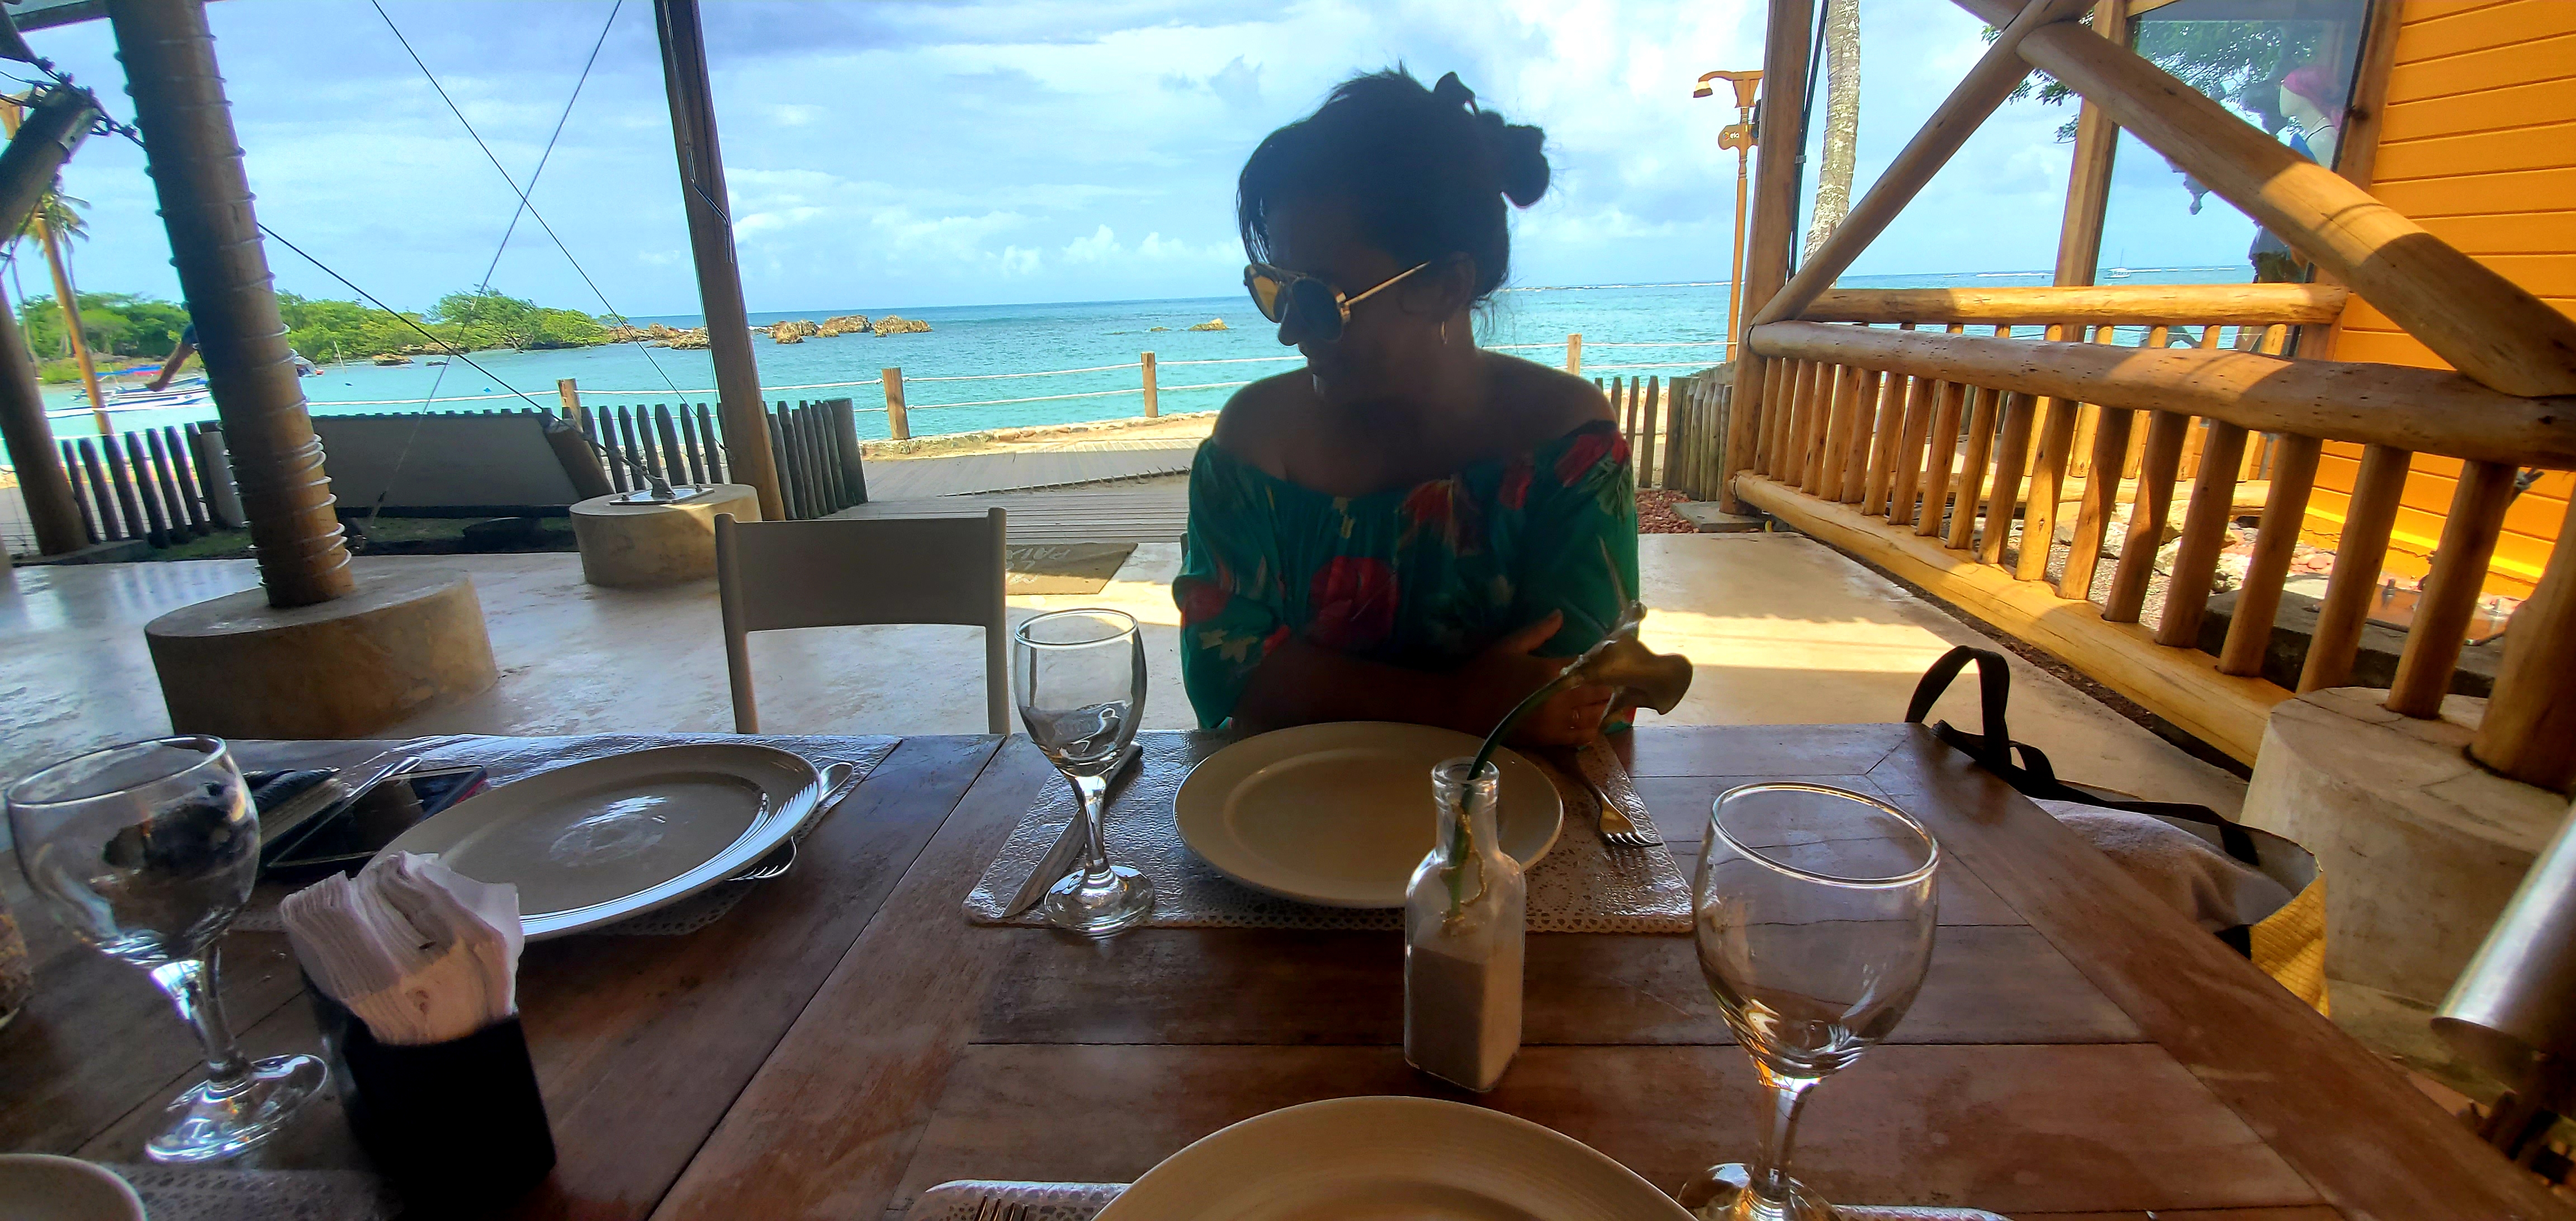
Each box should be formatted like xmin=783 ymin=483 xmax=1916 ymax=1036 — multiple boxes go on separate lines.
xmin=1449 ymin=611 xmax=1616 ymax=747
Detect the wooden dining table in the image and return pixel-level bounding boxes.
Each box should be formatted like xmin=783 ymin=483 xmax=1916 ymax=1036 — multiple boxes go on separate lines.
xmin=1 ymin=723 xmax=2561 ymax=1220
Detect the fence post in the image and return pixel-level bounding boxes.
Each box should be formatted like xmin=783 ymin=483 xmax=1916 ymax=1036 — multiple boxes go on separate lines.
xmin=828 ymin=397 xmax=867 ymax=506
xmin=1641 ymin=376 xmax=1661 ymax=489
xmin=882 ymin=367 xmax=910 ymax=441
xmin=1141 ymin=351 xmax=1158 ymax=418
xmin=556 ymin=377 xmax=585 ymax=430
xmin=1567 ymin=333 xmax=1583 ymax=376
xmin=190 ymin=424 xmax=243 ymax=528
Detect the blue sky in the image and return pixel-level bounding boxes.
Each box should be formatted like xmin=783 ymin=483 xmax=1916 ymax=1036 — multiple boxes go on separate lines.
xmin=17 ymin=0 xmax=2255 ymax=316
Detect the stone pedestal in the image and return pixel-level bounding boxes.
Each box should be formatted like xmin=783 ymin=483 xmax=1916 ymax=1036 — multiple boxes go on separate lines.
xmin=146 ymin=567 xmax=498 ymax=740
xmin=2241 ymin=687 xmax=2566 ymax=1087
xmin=571 ymin=484 xmax=762 ymax=589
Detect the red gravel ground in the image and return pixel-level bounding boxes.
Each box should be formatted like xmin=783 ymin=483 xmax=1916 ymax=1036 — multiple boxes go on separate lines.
xmin=1637 ymin=488 xmax=1693 ymax=534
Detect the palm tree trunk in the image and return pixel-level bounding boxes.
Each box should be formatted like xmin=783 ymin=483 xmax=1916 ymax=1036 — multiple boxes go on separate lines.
xmin=1803 ymin=0 xmax=1862 ymax=260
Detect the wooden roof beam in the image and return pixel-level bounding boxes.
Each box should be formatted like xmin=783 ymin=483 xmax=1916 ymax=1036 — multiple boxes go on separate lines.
xmin=1953 ymin=0 xmax=2576 ymax=397
xmin=1751 ymin=0 xmax=2095 ymax=330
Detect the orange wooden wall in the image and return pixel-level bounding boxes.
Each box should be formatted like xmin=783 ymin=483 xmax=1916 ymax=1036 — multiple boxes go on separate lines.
xmin=2309 ymin=0 xmax=2576 ymax=598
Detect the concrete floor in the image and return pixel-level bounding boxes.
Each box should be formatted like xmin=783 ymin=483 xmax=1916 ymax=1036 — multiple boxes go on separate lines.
xmin=0 ymin=532 xmax=2243 ymax=815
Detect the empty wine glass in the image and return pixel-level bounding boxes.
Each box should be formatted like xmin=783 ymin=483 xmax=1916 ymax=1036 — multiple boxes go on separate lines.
xmin=1683 ymin=783 xmax=1939 ymax=1221
xmin=7 ymin=736 xmax=327 ymax=1162
xmin=1015 ymin=608 xmax=1154 ymax=935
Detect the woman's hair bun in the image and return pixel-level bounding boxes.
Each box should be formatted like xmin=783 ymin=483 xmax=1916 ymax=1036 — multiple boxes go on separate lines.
xmin=1237 ymin=67 xmax=1551 ymax=302
xmin=1479 ymin=111 xmax=1551 ymax=208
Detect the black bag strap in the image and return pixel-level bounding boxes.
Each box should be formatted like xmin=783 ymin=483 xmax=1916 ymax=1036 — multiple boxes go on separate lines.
xmin=1906 ymin=646 xmax=2261 ymax=867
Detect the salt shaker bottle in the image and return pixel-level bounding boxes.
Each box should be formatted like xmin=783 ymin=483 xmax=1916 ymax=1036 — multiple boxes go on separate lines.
xmin=1404 ymin=757 xmax=1526 ymax=1092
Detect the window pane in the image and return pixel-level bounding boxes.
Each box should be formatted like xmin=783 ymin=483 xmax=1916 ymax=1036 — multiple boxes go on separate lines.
xmin=2096 ymin=0 xmax=2371 ymax=286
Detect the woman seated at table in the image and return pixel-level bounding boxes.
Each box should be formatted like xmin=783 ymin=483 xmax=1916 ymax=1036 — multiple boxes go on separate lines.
xmin=1176 ymin=68 xmax=1639 ymax=750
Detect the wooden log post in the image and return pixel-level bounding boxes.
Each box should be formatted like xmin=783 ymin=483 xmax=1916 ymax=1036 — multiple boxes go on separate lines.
xmin=656 ymin=0 xmax=783 ymax=519
xmin=882 ymin=367 xmax=910 ymax=442
xmin=1640 ymin=376 xmax=1661 ymax=489
xmin=2216 ymin=434 xmax=2323 ymax=676
xmin=676 ymin=403 xmax=709 ymax=484
xmin=828 ymin=397 xmax=867 ymax=506
xmin=1948 ymin=386 xmax=2000 ymax=552
xmin=115 ymin=0 xmax=354 ymax=604
xmin=1754 ymin=0 xmax=2094 ymax=328
xmin=1802 ymin=283 xmax=2346 ymax=325
xmin=556 ymin=377 xmax=585 ymax=431
xmin=78 ymin=438 xmax=124 ymax=540
xmin=1954 ymin=0 xmax=2576 ymax=397
xmin=122 ymin=432 xmax=171 ymax=548
xmin=1566 ymin=333 xmax=1583 ymax=376
xmin=2016 ymin=376 xmax=2082 ymax=581
xmin=2299 ymin=444 xmax=2412 ymax=692
xmin=697 ymin=404 xmax=727 ymax=483
xmin=1980 ymin=392 xmax=2039 ymax=566
xmin=1915 ymin=380 xmax=1964 ymax=537
xmin=2153 ymin=423 xmax=2250 ymax=647
xmin=2061 ymin=400 xmax=2136 ymax=600
xmin=1811 ymin=366 xmax=1856 ymax=496
xmin=190 ymin=425 xmax=243 ymax=529
xmin=655 ymin=404 xmax=689 ymax=486
xmin=0 ymin=278 xmax=83 ymax=553
xmin=159 ymin=425 xmax=209 ymax=537
xmin=2387 ymin=461 xmax=2519 ymax=718
xmin=2474 ymin=494 xmax=2576 ymax=791
xmin=57 ymin=439 xmax=99 ymax=543
xmin=1718 ymin=0 xmax=1814 ymax=514
xmin=143 ymin=428 xmax=198 ymax=538
xmin=1140 ymin=351 xmax=1158 ymax=419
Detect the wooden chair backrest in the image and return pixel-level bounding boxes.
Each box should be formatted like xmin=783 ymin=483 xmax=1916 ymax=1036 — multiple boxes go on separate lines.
xmin=714 ymin=509 xmax=1010 ymax=734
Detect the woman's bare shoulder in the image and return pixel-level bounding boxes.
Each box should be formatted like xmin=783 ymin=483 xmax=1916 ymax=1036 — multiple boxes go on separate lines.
xmin=1209 ymin=371 xmax=1314 ymax=477
xmin=1486 ymin=352 xmax=1614 ymax=438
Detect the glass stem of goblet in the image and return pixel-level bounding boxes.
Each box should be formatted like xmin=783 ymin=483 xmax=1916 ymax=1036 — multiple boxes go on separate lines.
xmin=1749 ymin=1063 xmax=1821 ymax=1214
xmin=149 ymin=949 xmax=249 ymax=1092
xmin=1072 ymin=770 xmax=1112 ymax=881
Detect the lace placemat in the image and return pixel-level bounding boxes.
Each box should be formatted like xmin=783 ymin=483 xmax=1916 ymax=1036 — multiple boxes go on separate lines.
xmin=903 ymin=1179 xmax=2009 ymax=1220
xmin=108 ymin=1163 xmax=399 ymax=1221
xmin=238 ymin=733 xmax=896 ymax=939
xmin=962 ymin=733 xmax=1690 ymax=933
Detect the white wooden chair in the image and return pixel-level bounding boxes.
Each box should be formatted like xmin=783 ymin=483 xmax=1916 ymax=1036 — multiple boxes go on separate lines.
xmin=714 ymin=509 xmax=1011 ymax=734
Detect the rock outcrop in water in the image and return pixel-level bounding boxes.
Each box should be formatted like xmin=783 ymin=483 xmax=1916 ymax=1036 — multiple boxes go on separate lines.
xmin=1187 ymin=318 xmax=1228 ymax=331
xmin=817 ymin=314 xmax=871 ymax=337
xmin=661 ymin=328 xmax=711 ymax=351
xmin=873 ymin=315 xmax=931 ymax=335
xmin=767 ymin=319 xmax=820 ymax=343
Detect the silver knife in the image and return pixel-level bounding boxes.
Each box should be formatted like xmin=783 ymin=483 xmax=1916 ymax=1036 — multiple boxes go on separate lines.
xmin=1004 ymin=744 xmax=1143 ymax=917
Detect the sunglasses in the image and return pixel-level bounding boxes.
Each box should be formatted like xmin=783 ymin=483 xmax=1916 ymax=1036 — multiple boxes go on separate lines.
xmin=1243 ymin=261 xmax=1429 ymax=343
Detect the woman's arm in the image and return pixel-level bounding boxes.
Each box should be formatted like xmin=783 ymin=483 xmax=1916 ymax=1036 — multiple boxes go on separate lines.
xmin=1233 ymin=611 xmax=1614 ymax=745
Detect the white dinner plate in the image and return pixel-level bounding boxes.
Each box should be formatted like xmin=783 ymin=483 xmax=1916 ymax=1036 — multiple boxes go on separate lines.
xmin=1175 ymin=722 xmax=1562 ymax=908
xmin=1095 ymin=1096 xmax=1692 ymax=1221
xmin=378 ymin=743 xmax=820 ymax=939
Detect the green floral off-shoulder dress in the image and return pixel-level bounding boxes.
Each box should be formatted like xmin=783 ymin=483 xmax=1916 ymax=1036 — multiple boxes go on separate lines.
xmin=1173 ymin=419 xmax=1641 ymax=730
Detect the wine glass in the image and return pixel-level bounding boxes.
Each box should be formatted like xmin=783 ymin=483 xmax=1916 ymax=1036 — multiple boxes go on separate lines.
xmin=1683 ymin=783 xmax=1939 ymax=1220
xmin=1014 ymin=608 xmax=1154 ymax=935
xmin=7 ymin=736 xmax=328 ymax=1162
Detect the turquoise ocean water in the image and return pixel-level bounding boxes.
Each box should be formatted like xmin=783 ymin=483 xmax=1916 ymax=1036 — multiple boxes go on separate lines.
xmin=39 ymin=265 xmax=2243 ymax=445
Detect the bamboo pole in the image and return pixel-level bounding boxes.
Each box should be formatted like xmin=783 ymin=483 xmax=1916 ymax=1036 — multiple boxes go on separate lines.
xmin=1754 ymin=0 xmax=2094 ymax=328
xmin=2298 ymin=444 xmax=2412 ymax=692
xmin=2216 ymin=434 xmax=2322 ymax=676
xmin=2473 ymin=492 xmax=2576 ymax=791
xmin=1719 ymin=0 xmax=1814 ymax=514
xmin=655 ymin=0 xmax=783 ymax=519
xmin=1746 ymin=320 xmax=2576 ymax=468
xmin=1953 ymin=0 xmax=2576 ymax=397
xmin=2387 ymin=461 xmax=2519 ymax=718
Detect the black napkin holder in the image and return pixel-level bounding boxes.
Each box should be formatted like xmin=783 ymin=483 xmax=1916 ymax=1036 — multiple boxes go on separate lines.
xmin=307 ymin=983 xmax=556 ymax=1210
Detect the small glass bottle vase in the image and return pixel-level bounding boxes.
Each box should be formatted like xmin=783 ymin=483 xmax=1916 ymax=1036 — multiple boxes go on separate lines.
xmin=1404 ymin=757 xmax=1526 ymax=1092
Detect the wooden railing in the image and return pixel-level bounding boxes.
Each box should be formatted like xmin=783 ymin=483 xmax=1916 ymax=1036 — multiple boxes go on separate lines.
xmin=576 ymin=396 xmax=865 ymax=520
xmin=1727 ymin=283 xmax=2576 ymax=791
xmin=1597 ymin=369 xmax=1732 ymax=498
xmin=55 ymin=421 xmax=238 ymax=548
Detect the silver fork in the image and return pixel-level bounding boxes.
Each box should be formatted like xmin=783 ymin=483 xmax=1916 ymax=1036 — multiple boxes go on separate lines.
xmin=1579 ymin=744 xmax=1665 ymax=849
